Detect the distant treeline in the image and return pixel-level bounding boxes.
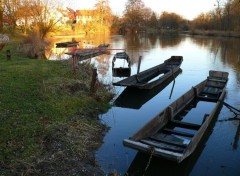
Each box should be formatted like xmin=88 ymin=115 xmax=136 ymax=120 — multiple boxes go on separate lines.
xmin=191 ymin=0 xmax=240 ymax=31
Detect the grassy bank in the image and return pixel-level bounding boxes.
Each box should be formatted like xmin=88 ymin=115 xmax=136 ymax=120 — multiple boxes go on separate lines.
xmin=0 ymin=40 xmax=113 ymax=175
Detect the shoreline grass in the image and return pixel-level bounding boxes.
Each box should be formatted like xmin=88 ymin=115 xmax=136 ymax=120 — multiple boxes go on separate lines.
xmin=0 ymin=40 xmax=113 ymax=175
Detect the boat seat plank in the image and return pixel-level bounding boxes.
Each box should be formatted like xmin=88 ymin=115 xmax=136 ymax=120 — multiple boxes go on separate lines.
xmin=149 ymin=134 xmax=188 ymax=148
xmin=171 ymin=120 xmax=201 ymax=130
xmin=163 ymin=128 xmax=195 ymax=138
xmin=202 ymin=87 xmax=220 ymax=95
xmin=206 ymin=82 xmax=225 ymax=88
xmin=140 ymin=139 xmax=185 ymax=153
xmin=207 ymin=77 xmax=227 ymax=83
xmin=197 ymin=95 xmax=219 ymax=102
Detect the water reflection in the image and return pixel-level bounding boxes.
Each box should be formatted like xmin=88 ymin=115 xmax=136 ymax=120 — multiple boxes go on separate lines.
xmin=47 ymin=33 xmax=112 ymax=60
xmin=159 ymin=34 xmax=182 ymax=48
xmin=48 ymin=34 xmax=240 ymax=175
xmin=100 ymin=35 xmax=240 ymax=175
xmin=218 ymin=116 xmax=240 ymax=150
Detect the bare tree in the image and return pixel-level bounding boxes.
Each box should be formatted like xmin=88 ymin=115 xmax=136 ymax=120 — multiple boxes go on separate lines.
xmin=0 ymin=0 xmax=3 ymax=32
xmin=159 ymin=12 xmax=183 ymax=30
xmin=215 ymin=0 xmax=224 ymax=29
xmin=3 ymin=0 xmax=21 ymax=32
xmin=124 ymin=0 xmax=146 ymax=33
xmin=149 ymin=12 xmax=158 ymax=28
xmin=29 ymin=0 xmax=61 ymax=40
xmin=94 ymin=0 xmax=113 ymax=32
xmin=16 ymin=0 xmax=63 ymax=59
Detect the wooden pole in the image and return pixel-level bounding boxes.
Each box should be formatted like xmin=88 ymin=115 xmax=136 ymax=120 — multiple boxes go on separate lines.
xmin=90 ymin=68 xmax=98 ymax=94
xmin=137 ymin=56 xmax=142 ymax=74
xmin=6 ymin=49 xmax=11 ymax=60
xmin=72 ymin=54 xmax=77 ymax=74
xmin=169 ymin=80 xmax=176 ymax=99
xmin=222 ymin=101 xmax=240 ymax=113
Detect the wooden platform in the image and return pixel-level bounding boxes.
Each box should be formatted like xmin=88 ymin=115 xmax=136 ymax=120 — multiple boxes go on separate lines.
xmin=65 ymin=44 xmax=110 ymax=61
xmin=56 ymin=42 xmax=79 ymax=48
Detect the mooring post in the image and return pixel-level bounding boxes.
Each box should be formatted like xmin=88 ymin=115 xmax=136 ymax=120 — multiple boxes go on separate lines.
xmin=72 ymin=54 xmax=77 ymax=74
xmin=6 ymin=49 xmax=11 ymax=60
xmin=137 ymin=56 xmax=142 ymax=74
xmin=90 ymin=68 xmax=98 ymax=94
xmin=72 ymin=47 xmax=79 ymax=74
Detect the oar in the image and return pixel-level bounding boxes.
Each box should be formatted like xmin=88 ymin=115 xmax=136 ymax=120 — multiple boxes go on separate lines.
xmin=218 ymin=100 xmax=240 ymax=114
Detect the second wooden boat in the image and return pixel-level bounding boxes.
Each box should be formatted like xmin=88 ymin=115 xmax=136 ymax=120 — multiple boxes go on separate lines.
xmin=113 ymin=56 xmax=183 ymax=89
xmin=123 ymin=70 xmax=229 ymax=163
xmin=114 ymin=69 xmax=182 ymax=109
xmin=112 ymin=52 xmax=131 ymax=77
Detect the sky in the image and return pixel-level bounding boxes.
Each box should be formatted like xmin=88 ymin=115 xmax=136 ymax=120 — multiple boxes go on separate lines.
xmin=65 ymin=0 xmax=218 ymax=20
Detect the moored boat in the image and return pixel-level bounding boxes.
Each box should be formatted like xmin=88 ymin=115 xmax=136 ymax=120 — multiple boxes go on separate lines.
xmin=112 ymin=52 xmax=131 ymax=77
xmin=113 ymin=56 xmax=183 ymax=89
xmin=114 ymin=69 xmax=182 ymax=109
xmin=123 ymin=70 xmax=229 ymax=162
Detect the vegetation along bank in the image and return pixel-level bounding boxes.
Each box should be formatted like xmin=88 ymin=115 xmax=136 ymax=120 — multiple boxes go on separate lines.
xmin=0 ymin=39 xmax=113 ymax=175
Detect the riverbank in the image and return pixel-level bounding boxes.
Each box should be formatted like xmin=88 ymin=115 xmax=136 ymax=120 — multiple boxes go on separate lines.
xmin=183 ymin=30 xmax=240 ymax=38
xmin=0 ymin=40 xmax=113 ymax=175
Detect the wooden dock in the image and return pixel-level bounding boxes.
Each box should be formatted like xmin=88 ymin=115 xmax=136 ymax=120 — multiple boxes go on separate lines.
xmin=56 ymin=42 xmax=79 ymax=48
xmin=65 ymin=44 xmax=110 ymax=61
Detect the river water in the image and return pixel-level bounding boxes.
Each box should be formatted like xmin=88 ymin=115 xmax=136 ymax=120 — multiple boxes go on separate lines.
xmin=53 ymin=34 xmax=240 ymax=175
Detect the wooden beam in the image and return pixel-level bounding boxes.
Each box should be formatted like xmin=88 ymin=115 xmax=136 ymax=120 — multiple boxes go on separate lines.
xmin=163 ymin=128 xmax=195 ymax=137
xmin=171 ymin=120 xmax=201 ymax=130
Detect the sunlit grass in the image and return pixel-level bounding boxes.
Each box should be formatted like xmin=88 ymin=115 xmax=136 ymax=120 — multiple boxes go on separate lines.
xmin=0 ymin=40 xmax=113 ymax=174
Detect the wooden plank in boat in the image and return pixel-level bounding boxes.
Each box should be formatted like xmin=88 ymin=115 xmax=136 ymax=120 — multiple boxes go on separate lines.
xmin=163 ymin=128 xmax=195 ymax=138
xmin=202 ymin=87 xmax=220 ymax=95
xmin=206 ymin=81 xmax=225 ymax=88
xmin=140 ymin=139 xmax=185 ymax=153
xmin=171 ymin=120 xmax=201 ymax=130
xmin=150 ymin=133 xmax=189 ymax=148
xmin=197 ymin=95 xmax=219 ymax=102
xmin=207 ymin=77 xmax=227 ymax=83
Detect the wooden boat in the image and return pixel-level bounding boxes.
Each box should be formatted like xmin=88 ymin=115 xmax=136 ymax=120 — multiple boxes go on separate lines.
xmin=112 ymin=52 xmax=131 ymax=77
xmin=114 ymin=69 xmax=182 ymax=109
xmin=123 ymin=70 xmax=229 ymax=163
xmin=56 ymin=41 xmax=79 ymax=48
xmin=113 ymin=56 xmax=183 ymax=89
xmin=65 ymin=43 xmax=110 ymax=61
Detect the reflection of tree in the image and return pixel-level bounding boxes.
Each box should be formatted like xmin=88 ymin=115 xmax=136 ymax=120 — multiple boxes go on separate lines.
xmin=159 ymin=35 xmax=181 ymax=48
xmin=190 ymin=37 xmax=240 ymax=73
xmin=95 ymin=54 xmax=111 ymax=78
xmin=124 ymin=34 xmax=156 ymax=64
xmin=233 ymin=120 xmax=240 ymax=150
xmin=148 ymin=34 xmax=157 ymax=47
xmin=219 ymin=116 xmax=240 ymax=150
xmin=210 ymin=39 xmax=240 ymax=72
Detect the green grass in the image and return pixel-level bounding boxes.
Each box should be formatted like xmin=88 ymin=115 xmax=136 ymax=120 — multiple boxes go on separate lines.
xmin=0 ymin=40 xmax=113 ymax=172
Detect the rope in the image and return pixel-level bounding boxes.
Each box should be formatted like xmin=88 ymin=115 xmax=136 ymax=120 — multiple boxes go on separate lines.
xmin=143 ymin=147 xmax=155 ymax=175
xmin=220 ymin=101 xmax=240 ymax=115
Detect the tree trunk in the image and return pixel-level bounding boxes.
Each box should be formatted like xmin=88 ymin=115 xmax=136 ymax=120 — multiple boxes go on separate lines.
xmin=0 ymin=0 xmax=3 ymax=32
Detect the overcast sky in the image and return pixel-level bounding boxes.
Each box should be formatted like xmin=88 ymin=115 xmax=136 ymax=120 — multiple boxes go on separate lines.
xmin=64 ymin=0 xmax=218 ymax=20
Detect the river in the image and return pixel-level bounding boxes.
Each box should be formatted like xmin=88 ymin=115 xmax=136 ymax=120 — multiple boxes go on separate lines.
xmin=52 ymin=34 xmax=240 ymax=175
